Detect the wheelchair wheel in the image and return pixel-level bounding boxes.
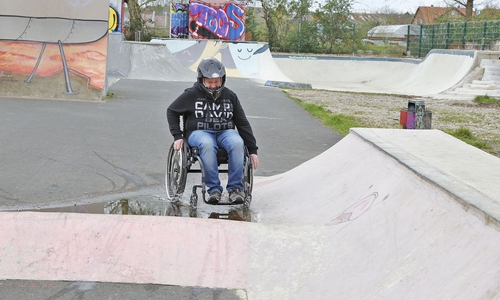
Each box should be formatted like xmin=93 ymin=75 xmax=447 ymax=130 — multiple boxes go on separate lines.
xmin=243 ymin=159 xmax=254 ymax=207
xmin=165 ymin=143 xmax=188 ymax=199
xmin=246 ymin=162 xmax=253 ymax=195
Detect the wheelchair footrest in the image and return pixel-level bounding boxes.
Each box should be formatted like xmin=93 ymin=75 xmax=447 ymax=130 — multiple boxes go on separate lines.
xmin=190 ymin=184 xmax=251 ymax=207
xmin=203 ymin=200 xmax=248 ymax=206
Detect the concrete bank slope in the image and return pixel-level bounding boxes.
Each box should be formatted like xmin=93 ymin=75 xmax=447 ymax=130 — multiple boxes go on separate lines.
xmin=1 ymin=128 xmax=500 ymax=299
xmin=106 ymin=34 xmax=195 ymax=85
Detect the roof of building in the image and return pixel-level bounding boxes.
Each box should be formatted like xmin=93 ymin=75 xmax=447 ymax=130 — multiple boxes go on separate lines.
xmin=351 ymin=13 xmax=413 ymax=25
xmin=367 ymin=24 xmax=420 ymax=38
xmin=411 ymin=6 xmax=472 ymax=24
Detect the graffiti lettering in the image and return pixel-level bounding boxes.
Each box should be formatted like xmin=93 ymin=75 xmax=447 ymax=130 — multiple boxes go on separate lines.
xmin=171 ymin=3 xmax=189 ymax=38
xmin=189 ymin=1 xmax=246 ymax=41
xmin=226 ymin=3 xmax=245 ymax=37
xmin=326 ymin=192 xmax=390 ymax=226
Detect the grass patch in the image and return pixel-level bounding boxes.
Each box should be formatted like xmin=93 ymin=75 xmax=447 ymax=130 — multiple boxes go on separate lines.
xmin=437 ymin=111 xmax=483 ymax=123
xmin=289 ymin=95 xmax=362 ymax=136
xmin=365 ymin=44 xmax=406 ymax=56
xmin=285 ymin=90 xmax=499 ymax=157
xmin=446 ymin=127 xmax=491 ymax=150
xmin=473 ymin=95 xmax=500 ymax=105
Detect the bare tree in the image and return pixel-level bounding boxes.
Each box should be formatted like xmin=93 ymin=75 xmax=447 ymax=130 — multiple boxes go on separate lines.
xmin=450 ymin=0 xmax=474 ymax=18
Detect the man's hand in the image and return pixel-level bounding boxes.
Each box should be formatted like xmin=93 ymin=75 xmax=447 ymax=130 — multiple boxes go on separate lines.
xmin=250 ymin=154 xmax=259 ymax=170
xmin=173 ymin=139 xmax=184 ymax=151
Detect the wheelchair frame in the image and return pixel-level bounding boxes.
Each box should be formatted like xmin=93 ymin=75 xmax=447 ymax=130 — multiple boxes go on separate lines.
xmin=165 ymin=139 xmax=253 ymax=208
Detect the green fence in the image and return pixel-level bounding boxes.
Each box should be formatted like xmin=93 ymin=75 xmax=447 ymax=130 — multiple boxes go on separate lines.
xmin=407 ymin=20 xmax=500 ymax=58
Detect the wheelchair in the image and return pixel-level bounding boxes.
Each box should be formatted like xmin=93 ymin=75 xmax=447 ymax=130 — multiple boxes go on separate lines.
xmin=165 ymin=138 xmax=253 ymax=208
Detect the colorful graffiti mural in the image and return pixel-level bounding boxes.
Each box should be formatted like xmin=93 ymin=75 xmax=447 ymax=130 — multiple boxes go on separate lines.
xmin=171 ymin=3 xmax=190 ymax=38
xmin=189 ymin=0 xmax=246 ymax=41
xmin=0 ymin=0 xmax=109 ymax=100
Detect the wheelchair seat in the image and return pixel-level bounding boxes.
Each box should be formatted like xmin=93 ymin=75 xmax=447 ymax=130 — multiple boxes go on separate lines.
xmin=190 ymin=146 xmax=229 ymax=165
xmin=165 ymin=139 xmax=253 ymax=208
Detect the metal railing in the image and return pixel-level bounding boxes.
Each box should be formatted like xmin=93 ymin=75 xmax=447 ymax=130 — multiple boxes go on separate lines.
xmin=407 ymin=20 xmax=500 ymax=58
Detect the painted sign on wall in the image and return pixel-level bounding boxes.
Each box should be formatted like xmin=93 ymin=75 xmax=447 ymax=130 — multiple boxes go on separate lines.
xmin=189 ymin=0 xmax=246 ymax=41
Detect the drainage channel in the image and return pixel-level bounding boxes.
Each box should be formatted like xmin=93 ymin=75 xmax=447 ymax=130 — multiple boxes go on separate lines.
xmin=23 ymin=194 xmax=255 ymax=222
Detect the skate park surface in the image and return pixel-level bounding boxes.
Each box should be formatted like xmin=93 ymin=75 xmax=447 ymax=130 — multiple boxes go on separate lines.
xmin=114 ymin=35 xmax=500 ymax=99
xmin=2 ymin=39 xmax=500 ymax=299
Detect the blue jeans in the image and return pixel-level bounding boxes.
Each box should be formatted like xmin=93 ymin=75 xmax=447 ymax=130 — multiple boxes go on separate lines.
xmin=188 ymin=129 xmax=244 ymax=194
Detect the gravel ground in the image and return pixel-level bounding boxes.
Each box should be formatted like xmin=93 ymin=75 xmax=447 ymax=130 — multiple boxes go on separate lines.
xmin=284 ymin=89 xmax=500 ymax=158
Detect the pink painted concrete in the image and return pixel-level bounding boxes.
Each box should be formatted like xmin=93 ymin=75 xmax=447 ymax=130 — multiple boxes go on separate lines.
xmin=0 ymin=213 xmax=248 ymax=288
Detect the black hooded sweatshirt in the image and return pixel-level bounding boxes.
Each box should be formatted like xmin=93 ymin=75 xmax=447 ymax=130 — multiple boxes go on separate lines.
xmin=167 ymin=82 xmax=258 ymax=155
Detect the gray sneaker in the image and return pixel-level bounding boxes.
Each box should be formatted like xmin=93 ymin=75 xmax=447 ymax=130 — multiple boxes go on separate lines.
xmin=207 ymin=191 xmax=221 ymax=204
xmin=229 ymin=189 xmax=244 ymax=204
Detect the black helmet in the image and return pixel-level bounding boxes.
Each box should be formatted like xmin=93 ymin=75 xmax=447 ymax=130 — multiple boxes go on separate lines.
xmin=197 ymin=57 xmax=226 ymax=100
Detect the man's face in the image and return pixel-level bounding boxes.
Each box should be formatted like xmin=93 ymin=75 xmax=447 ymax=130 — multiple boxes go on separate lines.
xmin=204 ymin=77 xmax=222 ymax=89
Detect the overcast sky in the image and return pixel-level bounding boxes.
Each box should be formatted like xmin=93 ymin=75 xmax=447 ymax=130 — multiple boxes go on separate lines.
xmin=351 ymin=0 xmax=500 ymax=13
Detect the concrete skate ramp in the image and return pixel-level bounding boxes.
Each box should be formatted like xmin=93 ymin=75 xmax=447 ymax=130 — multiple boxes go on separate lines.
xmin=1 ymin=128 xmax=500 ymax=298
xmin=107 ymin=34 xmax=195 ymax=85
xmin=275 ymin=50 xmax=477 ymax=96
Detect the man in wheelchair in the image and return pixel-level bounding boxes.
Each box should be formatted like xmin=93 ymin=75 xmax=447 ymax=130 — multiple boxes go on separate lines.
xmin=167 ymin=57 xmax=259 ymax=205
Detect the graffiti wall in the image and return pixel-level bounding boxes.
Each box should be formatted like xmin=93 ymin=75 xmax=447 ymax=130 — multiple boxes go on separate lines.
xmin=0 ymin=0 xmax=109 ymax=101
xmin=189 ymin=0 xmax=246 ymax=41
xmin=171 ymin=3 xmax=190 ymax=38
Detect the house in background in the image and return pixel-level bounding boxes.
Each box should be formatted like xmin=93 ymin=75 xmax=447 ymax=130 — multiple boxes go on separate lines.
xmin=411 ymin=6 xmax=472 ymax=24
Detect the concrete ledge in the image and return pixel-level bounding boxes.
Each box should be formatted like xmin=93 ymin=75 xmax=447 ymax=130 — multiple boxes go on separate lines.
xmin=264 ymin=80 xmax=312 ymax=89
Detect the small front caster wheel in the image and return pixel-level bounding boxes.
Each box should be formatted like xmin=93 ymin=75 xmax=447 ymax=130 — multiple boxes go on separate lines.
xmin=190 ymin=193 xmax=198 ymax=208
xmin=244 ymin=195 xmax=252 ymax=208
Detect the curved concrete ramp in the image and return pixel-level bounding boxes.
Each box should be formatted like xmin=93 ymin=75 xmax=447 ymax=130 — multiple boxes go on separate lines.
xmin=275 ymin=50 xmax=478 ymax=97
xmin=1 ymin=128 xmax=500 ymax=298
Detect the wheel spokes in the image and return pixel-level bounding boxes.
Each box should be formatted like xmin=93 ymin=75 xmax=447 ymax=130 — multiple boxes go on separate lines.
xmin=166 ymin=146 xmax=186 ymax=199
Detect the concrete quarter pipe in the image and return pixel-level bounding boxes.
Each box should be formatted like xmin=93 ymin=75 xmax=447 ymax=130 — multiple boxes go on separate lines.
xmin=274 ymin=50 xmax=480 ymax=97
